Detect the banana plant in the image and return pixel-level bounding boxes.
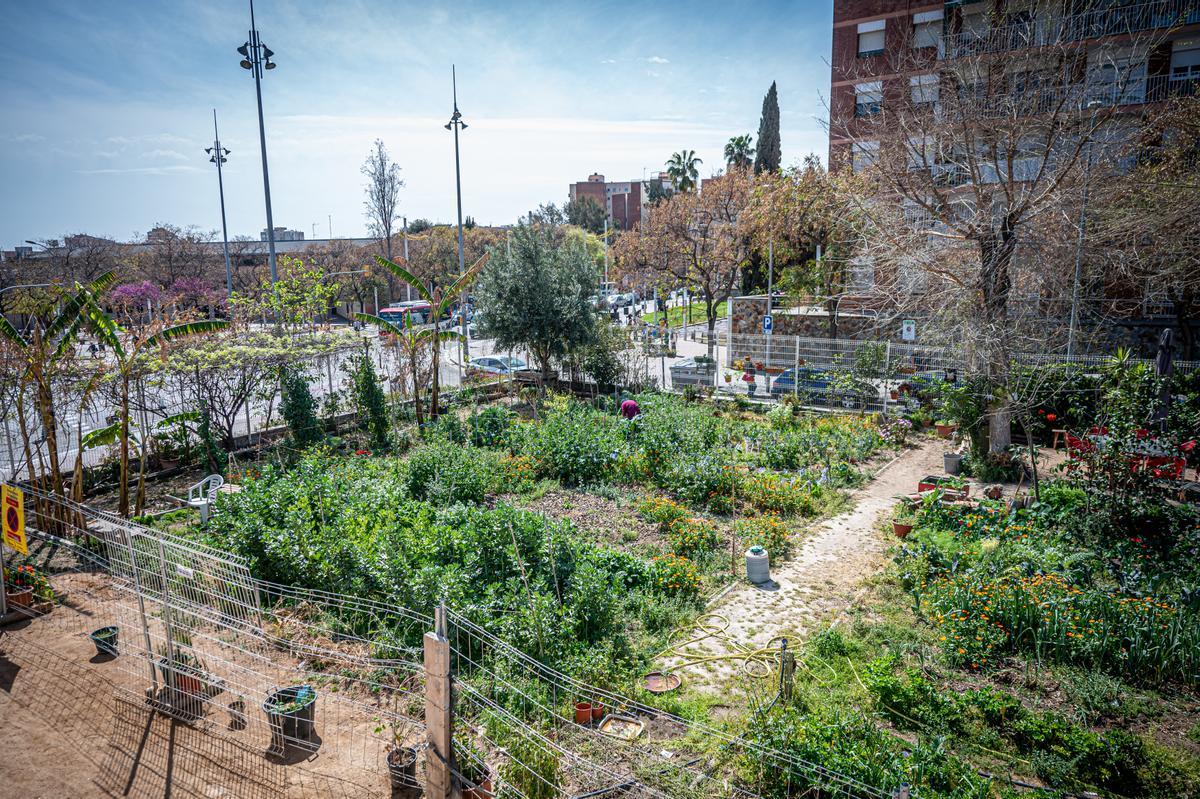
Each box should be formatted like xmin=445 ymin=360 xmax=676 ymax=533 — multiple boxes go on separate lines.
xmin=0 ymin=271 xmax=117 ymax=500
xmin=369 ymin=252 xmax=489 ymax=418
xmin=354 ymin=313 xmax=462 ymax=427
xmin=79 ymin=300 xmax=227 ymax=517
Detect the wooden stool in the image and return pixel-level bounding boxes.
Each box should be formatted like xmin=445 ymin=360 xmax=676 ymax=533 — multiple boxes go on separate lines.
xmin=1051 ymin=429 xmax=1067 ymax=450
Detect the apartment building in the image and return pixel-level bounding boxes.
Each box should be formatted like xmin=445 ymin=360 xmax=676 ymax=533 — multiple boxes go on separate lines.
xmin=829 ymin=0 xmax=1200 ymax=169
xmin=567 ymin=172 xmax=673 ymax=230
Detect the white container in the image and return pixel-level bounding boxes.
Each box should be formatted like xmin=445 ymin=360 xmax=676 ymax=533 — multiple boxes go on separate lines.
xmin=746 ymin=546 xmax=770 ymax=584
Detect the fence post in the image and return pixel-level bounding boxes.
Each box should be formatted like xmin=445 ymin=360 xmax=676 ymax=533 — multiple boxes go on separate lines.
xmin=425 ymin=603 xmax=453 ymax=799
xmin=793 ymin=337 xmax=800 ymax=399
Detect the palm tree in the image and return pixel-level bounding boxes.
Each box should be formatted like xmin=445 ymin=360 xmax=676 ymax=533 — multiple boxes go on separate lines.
xmin=0 ymin=272 xmax=117 ymax=500
xmin=367 ymin=252 xmax=489 ymax=419
xmin=353 ymin=313 xmax=458 ymax=426
xmin=724 ymin=135 xmax=755 ymax=170
xmin=80 ymin=304 xmax=227 ymax=516
xmin=666 ymin=150 xmax=703 ymax=192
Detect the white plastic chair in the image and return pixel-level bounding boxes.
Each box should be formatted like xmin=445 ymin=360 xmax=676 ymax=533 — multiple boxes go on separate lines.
xmin=187 ymin=475 xmax=224 ymax=524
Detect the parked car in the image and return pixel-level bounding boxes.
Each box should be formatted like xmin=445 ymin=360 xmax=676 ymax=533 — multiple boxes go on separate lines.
xmin=769 ymin=367 xmax=876 ymax=408
xmin=467 ymin=356 xmax=528 ymax=376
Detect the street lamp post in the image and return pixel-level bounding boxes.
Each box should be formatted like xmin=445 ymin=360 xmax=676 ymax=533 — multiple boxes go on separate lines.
xmin=205 ymin=110 xmax=234 ymax=298
xmin=237 ymin=0 xmax=279 ymax=283
xmin=445 ymin=65 xmax=469 ymax=382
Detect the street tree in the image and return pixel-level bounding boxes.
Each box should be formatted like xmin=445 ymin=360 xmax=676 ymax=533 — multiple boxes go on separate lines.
xmin=833 ymin=36 xmax=1156 ymax=453
xmin=724 ymin=134 xmax=755 ymax=170
xmin=0 ymin=272 xmax=117 ymax=501
xmin=564 ymin=196 xmax=608 ymax=234
xmin=474 ymin=223 xmax=597 ymax=382
xmin=665 ymin=150 xmax=703 ymax=192
xmin=362 ymin=139 xmax=404 ymax=262
xmin=753 ymin=82 xmax=781 ymax=174
xmin=614 ymin=169 xmax=750 ymax=357
xmin=744 ymin=156 xmax=865 ymax=337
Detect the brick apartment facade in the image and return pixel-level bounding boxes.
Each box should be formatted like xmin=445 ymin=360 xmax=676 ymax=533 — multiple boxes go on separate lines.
xmin=567 ymin=172 xmax=672 ymax=231
xmin=829 ymin=0 xmax=1200 ymax=168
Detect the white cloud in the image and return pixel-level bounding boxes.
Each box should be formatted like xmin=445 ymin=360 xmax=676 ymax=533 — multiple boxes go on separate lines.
xmin=143 ymin=149 xmax=189 ymax=162
xmin=647 ymin=56 xmax=669 ymax=64
xmin=78 ymin=165 xmax=199 ymax=176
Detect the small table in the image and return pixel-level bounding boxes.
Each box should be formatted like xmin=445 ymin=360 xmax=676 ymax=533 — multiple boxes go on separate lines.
xmin=1051 ymin=429 xmax=1067 ymax=450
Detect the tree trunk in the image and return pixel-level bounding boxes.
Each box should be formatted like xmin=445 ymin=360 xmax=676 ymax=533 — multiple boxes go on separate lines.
xmin=430 ymin=335 xmax=441 ymax=420
xmin=705 ymin=299 xmax=717 ymax=360
xmin=118 ymin=374 xmax=131 ymax=517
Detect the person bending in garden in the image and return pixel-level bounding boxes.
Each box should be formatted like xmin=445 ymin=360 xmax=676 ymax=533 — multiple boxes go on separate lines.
xmin=620 ymin=398 xmax=640 ymax=420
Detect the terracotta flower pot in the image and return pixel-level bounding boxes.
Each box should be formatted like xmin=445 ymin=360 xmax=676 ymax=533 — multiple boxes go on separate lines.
xmin=5 ymin=587 xmax=33 ymax=608
xmin=592 ymin=702 xmax=605 ymax=722
xmin=893 ymin=521 xmax=913 ymax=539
xmin=935 ymin=423 xmax=956 ymax=439
xmin=889 ymin=390 xmax=900 ymax=401
xmin=574 ymin=701 xmax=593 ymax=725
xmin=463 ymin=772 xmax=493 ymax=799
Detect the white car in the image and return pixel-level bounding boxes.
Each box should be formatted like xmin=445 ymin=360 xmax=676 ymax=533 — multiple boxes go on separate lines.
xmin=467 ymin=356 xmax=528 ymax=376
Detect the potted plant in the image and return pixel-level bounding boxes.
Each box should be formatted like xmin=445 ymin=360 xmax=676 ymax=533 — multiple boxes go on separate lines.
xmin=90 ymin=625 xmax=119 ymax=657
xmin=935 ymin=420 xmax=958 ymax=439
xmin=892 ymin=508 xmax=915 ymax=539
xmin=457 ymin=741 xmax=492 ymax=799
xmin=375 ymin=685 xmax=419 ymax=789
xmin=264 ymin=684 xmax=318 ymax=745
xmin=574 ymin=700 xmax=593 ymax=725
xmin=157 ymin=639 xmax=207 ymax=698
xmin=592 ymin=700 xmax=606 ymax=722
xmin=153 ymin=412 xmax=197 ymax=470
xmin=5 ymin=564 xmax=52 ymax=608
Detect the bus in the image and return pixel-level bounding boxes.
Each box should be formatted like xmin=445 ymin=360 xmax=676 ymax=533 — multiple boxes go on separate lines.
xmin=377 ymin=301 xmax=433 ymax=330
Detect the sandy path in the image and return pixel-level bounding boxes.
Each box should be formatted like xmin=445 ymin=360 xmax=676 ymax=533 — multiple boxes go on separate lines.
xmin=662 ymin=439 xmax=944 ymax=688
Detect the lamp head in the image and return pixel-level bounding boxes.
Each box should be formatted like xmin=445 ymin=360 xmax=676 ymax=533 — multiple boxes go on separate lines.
xmin=444 ymin=122 xmax=453 ymax=131
xmin=240 ymin=59 xmax=253 ymax=70
xmin=264 ymin=59 xmax=276 ymax=70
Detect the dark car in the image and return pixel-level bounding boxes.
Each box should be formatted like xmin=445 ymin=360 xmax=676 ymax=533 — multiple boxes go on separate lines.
xmin=769 ymin=367 xmax=876 ymax=408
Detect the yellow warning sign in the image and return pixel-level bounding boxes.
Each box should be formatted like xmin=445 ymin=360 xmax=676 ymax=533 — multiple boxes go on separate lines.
xmin=2 ymin=484 xmax=27 ymax=556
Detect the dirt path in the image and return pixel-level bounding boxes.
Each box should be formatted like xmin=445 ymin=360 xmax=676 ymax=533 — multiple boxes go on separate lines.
xmin=661 ymin=439 xmax=944 ymax=689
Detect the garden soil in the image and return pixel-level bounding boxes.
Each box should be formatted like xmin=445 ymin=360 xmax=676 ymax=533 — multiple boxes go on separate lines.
xmin=0 ymin=574 xmax=411 ymax=798
xmin=660 ymin=438 xmax=946 ymax=689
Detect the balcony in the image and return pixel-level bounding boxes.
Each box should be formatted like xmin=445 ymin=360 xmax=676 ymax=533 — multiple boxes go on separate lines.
xmin=944 ymin=72 xmax=1193 ymax=119
xmin=942 ymin=0 xmax=1200 ymax=59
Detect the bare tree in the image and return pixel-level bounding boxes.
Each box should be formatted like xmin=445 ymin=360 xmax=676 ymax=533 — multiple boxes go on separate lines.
xmin=831 ymin=23 xmax=1162 ymax=454
xmin=362 ymin=139 xmax=404 ymax=299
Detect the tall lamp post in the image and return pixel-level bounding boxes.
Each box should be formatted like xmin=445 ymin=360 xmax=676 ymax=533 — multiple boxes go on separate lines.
xmin=445 ymin=65 xmax=469 ymax=380
xmin=237 ymin=0 xmax=279 ymax=283
xmin=205 ymin=110 xmax=234 ymax=298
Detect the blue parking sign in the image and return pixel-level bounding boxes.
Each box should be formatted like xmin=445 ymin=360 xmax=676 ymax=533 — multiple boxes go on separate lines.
xmin=763 ymin=314 xmax=773 ymax=333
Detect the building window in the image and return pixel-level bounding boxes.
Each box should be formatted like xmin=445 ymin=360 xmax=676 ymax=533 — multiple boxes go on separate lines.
xmin=1171 ymin=39 xmax=1200 ymax=87
xmin=857 ymin=20 xmax=885 ymax=57
xmin=912 ymin=10 xmax=942 ymax=49
xmin=910 ymin=74 xmax=939 ymax=105
xmin=852 ymin=140 xmax=879 ymax=172
xmin=855 ymin=81 xmax=883 ymax=116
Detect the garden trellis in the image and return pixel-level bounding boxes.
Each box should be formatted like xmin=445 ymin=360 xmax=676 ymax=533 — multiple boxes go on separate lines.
xmin=5 ymin=485 xmax=896 ymax=799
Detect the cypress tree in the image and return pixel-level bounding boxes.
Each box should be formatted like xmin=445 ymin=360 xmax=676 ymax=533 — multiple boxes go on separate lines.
xmin=753 ymin=82 xmax=781 ymax=174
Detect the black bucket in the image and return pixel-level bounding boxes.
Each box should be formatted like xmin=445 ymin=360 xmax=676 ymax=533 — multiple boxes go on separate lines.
xmin=263 ymin=685 xmax=317 ymax=743
xmin=90 ymin=626 xmax=119 ymax=657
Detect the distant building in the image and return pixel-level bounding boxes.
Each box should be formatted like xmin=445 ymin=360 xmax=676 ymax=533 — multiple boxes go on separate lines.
xmin=568 ymin=172 xmax=672 ymax=230
xmin=261 ymin=226 xmax=305 ymax=242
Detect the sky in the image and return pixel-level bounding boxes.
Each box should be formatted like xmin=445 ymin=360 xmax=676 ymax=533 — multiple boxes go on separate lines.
xmin=1 ymin=0 xmax=834 ymax=248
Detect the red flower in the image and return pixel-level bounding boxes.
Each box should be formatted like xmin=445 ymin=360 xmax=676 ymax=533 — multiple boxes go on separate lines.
xmin=355 ymin=449 xmax=372 ymax=456
xmin=1046 ymin=413 xmax=1057 ymax=422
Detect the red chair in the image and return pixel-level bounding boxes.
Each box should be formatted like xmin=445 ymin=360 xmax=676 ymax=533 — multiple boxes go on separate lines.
xmin=1149 ymin=458 xmax=1187 ymax=480
xmin=1088 ymin=426 xmax=1109 ymax=437
xmin=1065 ymin=432 xmax=1094 ymax=459
xmin=1134 ymin=428 xmax=1151 ymax=440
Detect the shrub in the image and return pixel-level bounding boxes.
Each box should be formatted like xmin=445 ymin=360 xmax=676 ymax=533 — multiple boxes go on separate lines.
xmin=662 ymin=453 xmax=740 ymax=512
xmin=405 ymin=441 xmax=490 ymax=505
xmin=666 ymin=517 xmax=720 ymax=558
xmin=468 ymin=406 xmax=514 ymax=448
xmin=280 ymin=367 xmax=323 ymax=447
xmin=637 ymin=496 xmax=690 ymax=531
xmin=742 ymin=472 xmax=815 ymax=517
xmin=735 ymin=514 xmax=791 ymax=558
xmin=652 ymin=554 xmax=702 ymax=598
xmin=526 ymin=405 xmax=622 ymax=486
